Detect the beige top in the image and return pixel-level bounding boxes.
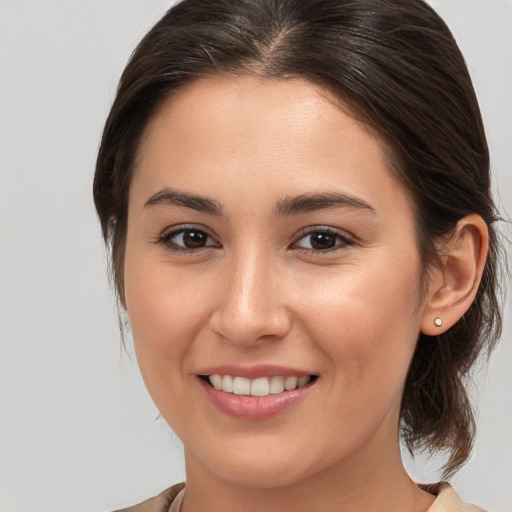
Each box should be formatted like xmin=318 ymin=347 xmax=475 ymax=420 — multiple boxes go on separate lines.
xmin=420 ymin=483 xmax=486 ymax=512
xmin=114 ymin=482 xmax=486 ymax=512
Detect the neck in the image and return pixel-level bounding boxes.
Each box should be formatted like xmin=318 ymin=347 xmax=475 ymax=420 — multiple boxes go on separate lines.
xmin=181 ymin=433 xmax=435 ymax=512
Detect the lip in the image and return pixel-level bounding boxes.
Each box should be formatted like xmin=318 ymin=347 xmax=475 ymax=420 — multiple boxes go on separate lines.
xmin=198 ymin=372 xmax=316 ymax=420
xmin=196 ymin=364 xmax=313 ymax=380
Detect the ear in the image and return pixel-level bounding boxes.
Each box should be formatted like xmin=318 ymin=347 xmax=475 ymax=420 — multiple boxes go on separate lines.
xmin=420 ymin=214 xmax=489 ymax=335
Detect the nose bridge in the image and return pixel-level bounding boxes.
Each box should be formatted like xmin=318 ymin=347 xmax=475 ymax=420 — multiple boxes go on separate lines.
xmin=209 ymin=243 xmax=290 ymax=344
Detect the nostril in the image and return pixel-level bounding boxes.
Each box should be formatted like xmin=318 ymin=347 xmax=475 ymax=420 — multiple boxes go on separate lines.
xmin=208 ymin=292 xmax=292 ymax=345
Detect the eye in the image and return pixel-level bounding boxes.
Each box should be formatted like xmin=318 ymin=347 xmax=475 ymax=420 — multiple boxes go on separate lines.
xmin=157 ymin=226 xmax=219 ymax=252
xmin=292 ymin=228 xmax=353 ymax=252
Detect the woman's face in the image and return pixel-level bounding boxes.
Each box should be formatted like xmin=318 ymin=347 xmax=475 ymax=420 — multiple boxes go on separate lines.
xmin=124 ymin=76 xmax=430 ymax=488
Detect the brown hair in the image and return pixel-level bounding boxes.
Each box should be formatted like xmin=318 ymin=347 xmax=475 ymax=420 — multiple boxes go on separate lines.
xmin=93 ymin=0 xmax=503 ymax=477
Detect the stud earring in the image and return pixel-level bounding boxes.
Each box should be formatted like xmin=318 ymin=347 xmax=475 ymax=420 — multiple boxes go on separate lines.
xmin=434 ymin=317 xmax=442 ymax=327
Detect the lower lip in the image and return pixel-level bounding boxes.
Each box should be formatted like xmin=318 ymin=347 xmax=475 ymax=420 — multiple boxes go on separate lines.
xmin=199 ymin=378 xmax=315 ymax=420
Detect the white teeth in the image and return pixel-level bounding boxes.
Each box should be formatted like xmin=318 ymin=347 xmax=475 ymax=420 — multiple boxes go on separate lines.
xmin=207 ymin=374 xmax=313 ymax=396
xmin=269 ymin=376 xmax=285 ymax=394
xmin=232 ymin=376 xmax=251 ymax=396
xmin=297 ymin=376 xmax=311 ymax=388
xmin=251 ymin=377 xmax=270 ymax=397
xmin=210 ymin=374 xmax=222 ymax=390
xmin=284 ymin=376 xmax=298 ymax=391
xmin=222 ymin=375 xmax=233 ymax=393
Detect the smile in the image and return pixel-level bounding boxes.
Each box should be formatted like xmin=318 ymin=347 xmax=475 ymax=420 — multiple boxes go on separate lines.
xmin=198 ymin=371 xmax=318 ymax=420
xmin=207 ymin=374 xmax=315 ymax=396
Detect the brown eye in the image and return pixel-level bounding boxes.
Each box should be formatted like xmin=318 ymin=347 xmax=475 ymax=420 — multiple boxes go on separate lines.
xmin=181 ymin=229 xmax=209 ymax=248
xmin=160 ymin=227 xmax=219 ymax=251
xmin=294 ymin=228 xmax=353 ymax=252
xmin=308 ymin=232 xmax=338 ymax=250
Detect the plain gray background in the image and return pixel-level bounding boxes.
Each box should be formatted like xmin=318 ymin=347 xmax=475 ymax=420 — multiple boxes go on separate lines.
xmin=0 ymin=1 xmax=510 ymax=511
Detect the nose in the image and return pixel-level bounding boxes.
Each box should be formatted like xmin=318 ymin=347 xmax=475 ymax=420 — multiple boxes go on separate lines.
xmin=208 ymin=248 xmax=292 ymax=346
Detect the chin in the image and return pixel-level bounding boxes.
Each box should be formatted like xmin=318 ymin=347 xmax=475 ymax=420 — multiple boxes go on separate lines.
xmin=209 ymin=457 xmax=314 ymax=490
xmin=185 ymin=435 xmax=341 ymax=491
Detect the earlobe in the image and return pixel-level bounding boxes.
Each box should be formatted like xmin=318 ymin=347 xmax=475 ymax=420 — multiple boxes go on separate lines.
xmin=420 ymin=214 xmax=489 ymax=336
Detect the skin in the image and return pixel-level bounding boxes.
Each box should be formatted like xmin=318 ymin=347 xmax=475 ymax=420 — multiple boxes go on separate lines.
xmin=123 ymin=76 xmax=484 ymax=512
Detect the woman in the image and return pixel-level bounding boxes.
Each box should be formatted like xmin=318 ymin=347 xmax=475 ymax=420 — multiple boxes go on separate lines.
xmin=93 ymin=0 xmax=503 ymax=510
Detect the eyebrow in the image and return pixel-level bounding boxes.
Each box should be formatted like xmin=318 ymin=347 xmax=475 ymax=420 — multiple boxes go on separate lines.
xmin=143 ymin=188 xmax=376 ymax=217
xmin=144 ymin=188 xmax=224 ymax=216
xmin=275 ymin=192 xmax=376 ymax=216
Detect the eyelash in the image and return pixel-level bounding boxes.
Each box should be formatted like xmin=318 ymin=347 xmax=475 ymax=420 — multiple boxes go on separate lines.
xmin=155 ymin=226 xmax=354 ymax=255
xmin=292 ymin=228 xmax=354 ymax=254
xmin=155 ymin=226 xmax=219 ymax=254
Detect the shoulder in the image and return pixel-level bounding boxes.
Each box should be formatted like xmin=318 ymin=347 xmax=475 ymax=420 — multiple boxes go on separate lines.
xmin=112 ymin=481 xmax=489 ymax=512
xmin=421 ymin=482 xmax=487 ymax=512
xmin=113 ymin=482 xmax=185 ymax=512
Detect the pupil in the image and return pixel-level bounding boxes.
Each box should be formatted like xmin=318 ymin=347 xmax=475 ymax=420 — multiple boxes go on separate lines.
xmin=183 ymin=230 xmax=207 ymax=248
xmin=311 ymin=232 xmax=336 ymax=250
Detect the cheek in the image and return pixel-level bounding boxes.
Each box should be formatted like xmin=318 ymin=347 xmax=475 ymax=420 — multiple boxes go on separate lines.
xmin=123 ymin=269 xmax=211 ymax=431
xmin=124 ymin=232 xmax=208 ymax=337
xmin=297 ymin=256 xmax=423 ymax=391
xmin=123 ymin=245 xmax=203 ymax=386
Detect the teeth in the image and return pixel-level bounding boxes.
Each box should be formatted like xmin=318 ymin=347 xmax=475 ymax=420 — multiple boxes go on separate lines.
xmin=222 ymin=375 xmax=233 ymax=393
xmin=269 ymin=376 xmax=285 ymax=394
xmin=207 ymin=374 xmax=313 ymax=396
xmin=284 ymin=376 xmax=298 ymax=390
xmin=210 ymin=374 xmax=222 ymax=390
xmin=298 ymin=376 xmax=311 ymax=388
xmin=251 ymin=377 xmax=270 ymax=397
xmin=233 ymin=376 xmax=251 ymax=395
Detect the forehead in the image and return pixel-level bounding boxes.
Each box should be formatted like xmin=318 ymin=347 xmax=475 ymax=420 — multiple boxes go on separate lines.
xmin=132 ymin=75 xmax=410 ymax=214
xmin=138 ymin=75 xmax=376 ymax=157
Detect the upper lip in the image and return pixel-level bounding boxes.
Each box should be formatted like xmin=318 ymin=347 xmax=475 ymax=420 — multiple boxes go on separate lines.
xmin=196 ymin=364 xmax=315 ymax=380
